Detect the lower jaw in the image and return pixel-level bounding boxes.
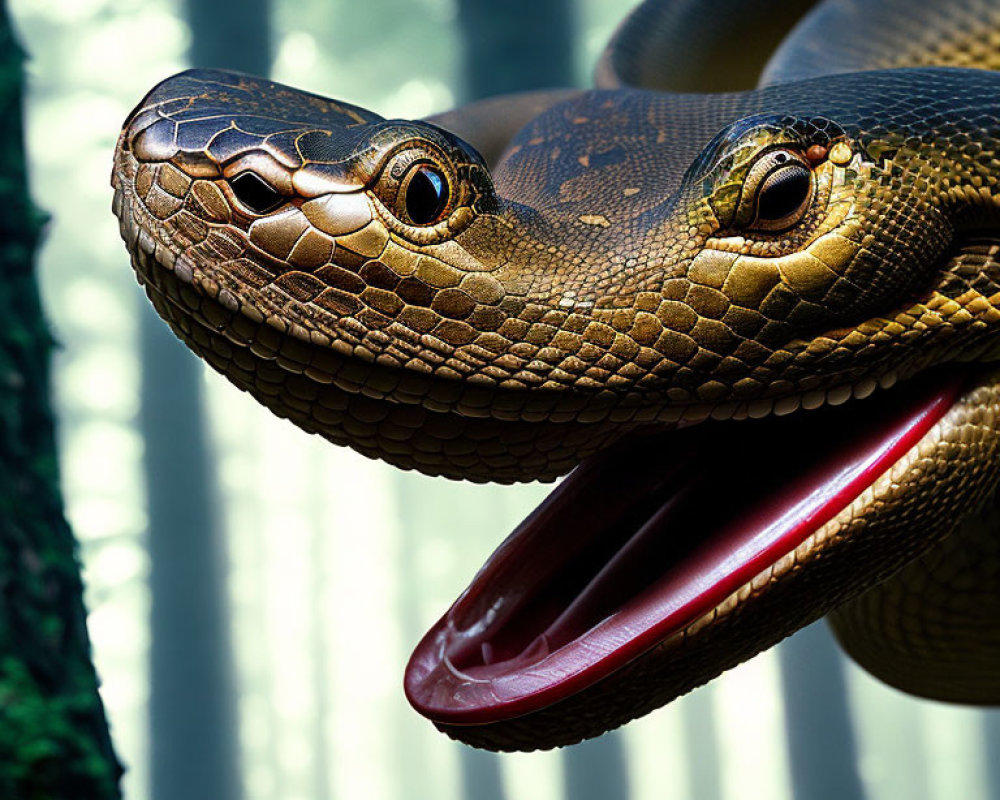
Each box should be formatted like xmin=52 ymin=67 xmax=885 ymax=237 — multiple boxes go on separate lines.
xmin=404 ymin=365 xmax=999 ymax=747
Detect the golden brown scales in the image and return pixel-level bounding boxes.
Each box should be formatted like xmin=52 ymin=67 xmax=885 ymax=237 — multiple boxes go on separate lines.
xmin=113 ymin=0 xmax=1000 ymax=750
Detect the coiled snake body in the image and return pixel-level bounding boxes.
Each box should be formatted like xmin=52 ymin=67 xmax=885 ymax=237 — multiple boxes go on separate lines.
xmin=114 ymin=0 xmax=1000 ymax=750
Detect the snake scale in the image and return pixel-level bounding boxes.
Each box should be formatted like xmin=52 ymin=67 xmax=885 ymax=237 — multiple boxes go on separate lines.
xmin=113 ymin=0 xmax=1000 ymax=751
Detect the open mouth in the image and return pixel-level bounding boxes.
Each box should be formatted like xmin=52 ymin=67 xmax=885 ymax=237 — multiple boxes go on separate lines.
xmin=404 ymin=368 xmax=967 ymax=725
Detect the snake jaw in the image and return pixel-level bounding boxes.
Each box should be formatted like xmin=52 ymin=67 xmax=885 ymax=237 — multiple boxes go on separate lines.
xmin=405 ymin=367 xmax=1000 ymax=750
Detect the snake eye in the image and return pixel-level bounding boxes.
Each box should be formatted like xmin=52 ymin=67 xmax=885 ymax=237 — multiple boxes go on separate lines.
xmin=755 ymin=165 xmax=811 ymax=226
xmin=230 ymin=172 xmax=284 ymax=214
xmin=739 ymin=149 xmax=813 ymax=233
xmin=402 ymin=164 xmax=450 ymax=225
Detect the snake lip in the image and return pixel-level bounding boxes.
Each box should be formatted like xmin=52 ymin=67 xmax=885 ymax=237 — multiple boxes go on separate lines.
xmin=404 ymin=368 xmax=966 ymax=726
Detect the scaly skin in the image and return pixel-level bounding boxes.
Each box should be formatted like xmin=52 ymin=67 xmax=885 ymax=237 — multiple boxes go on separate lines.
xmin=113 ymin=7 xmax=1000 ymax=750
xmin=114 ymin=69 xmax=1000 ymax=477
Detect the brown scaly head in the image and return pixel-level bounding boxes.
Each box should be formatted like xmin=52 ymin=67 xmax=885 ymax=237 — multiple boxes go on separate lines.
xmin=114 ymin=66 xmax=1000 ymax=749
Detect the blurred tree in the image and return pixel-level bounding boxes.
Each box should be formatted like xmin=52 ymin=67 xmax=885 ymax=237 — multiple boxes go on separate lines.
xmin=454 ymin=2 xmax=632 ymax=798
xmin=563 ymin=736 xmax=632 ymax=800
xmin=778 ymin=622 xmax=866 ymax=800
xmin=987 ymin=712 xmax=1000 ymax=800
xmin=142 ymin=2 xmax=270 ymax=799
xmin=457 ymin=0 xmax=575 ymax=97
xmin=0 ymin=2 xmax=121 ymax=796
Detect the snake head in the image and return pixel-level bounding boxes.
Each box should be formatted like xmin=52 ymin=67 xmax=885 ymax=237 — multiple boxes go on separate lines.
xmin=117 ymin=68 xmax=496 ymax=258
xmin=114 ymin=70 xmax=572 ymax=482
xmin=115 ymin=69 xmax=1000 ymax=751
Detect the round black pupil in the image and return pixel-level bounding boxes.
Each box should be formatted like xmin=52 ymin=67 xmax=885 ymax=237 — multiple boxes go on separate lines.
xmin=757 ymin=166 xmax=810 ymax=221
xmin=231 ymin=172 xmax=283 ymax=214
xmin=405 ymin=167 xmax=448 ymax=225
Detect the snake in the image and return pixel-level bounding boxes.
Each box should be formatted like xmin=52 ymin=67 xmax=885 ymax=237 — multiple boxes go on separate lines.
xmin=113 ymin=0 xmax=1000 ymax=751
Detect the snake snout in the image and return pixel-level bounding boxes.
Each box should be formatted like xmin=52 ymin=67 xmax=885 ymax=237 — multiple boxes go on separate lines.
xmin=125 ymin=113 xmax=181 ymax=165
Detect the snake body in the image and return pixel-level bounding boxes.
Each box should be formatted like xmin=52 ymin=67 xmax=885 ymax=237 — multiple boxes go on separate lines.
xmin=114 ymin=0 xmax=1000 ymax=750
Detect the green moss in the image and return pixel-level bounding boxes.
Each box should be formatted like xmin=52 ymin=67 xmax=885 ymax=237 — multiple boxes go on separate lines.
xmin=0 ymin=1 xmax=122 ymax=796
xmin=0 ymin=657 xmax=118 ymax=799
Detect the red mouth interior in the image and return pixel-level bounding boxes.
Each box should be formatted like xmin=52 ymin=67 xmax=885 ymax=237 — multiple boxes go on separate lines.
xmin=405 ymin=372 xmax=963 ymax=725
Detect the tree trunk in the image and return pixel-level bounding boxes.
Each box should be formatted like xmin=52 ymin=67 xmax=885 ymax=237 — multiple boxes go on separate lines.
xmin=562 ymin=737 xmax=631 ymax=800
xmin=0 ymin=3 xmax=121 ymax=797
xmin=144 ymin=3 xmax=270 ymax=798
xmin=457 ymin=0 xmax=575 ymax=97
xmin=986 ymin=710 xmax=1000 ymax=800
xmin=778 ymin=622 xmax=867 ymax=800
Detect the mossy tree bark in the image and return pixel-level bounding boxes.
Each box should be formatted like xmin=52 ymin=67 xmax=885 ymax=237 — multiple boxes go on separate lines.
xmin=0 ymin=2 xmax=121 ymax=797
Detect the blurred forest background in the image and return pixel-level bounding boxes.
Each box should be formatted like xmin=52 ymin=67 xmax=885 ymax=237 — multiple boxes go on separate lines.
xmin=7 ymin=0 xmax=1000 ymax=798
